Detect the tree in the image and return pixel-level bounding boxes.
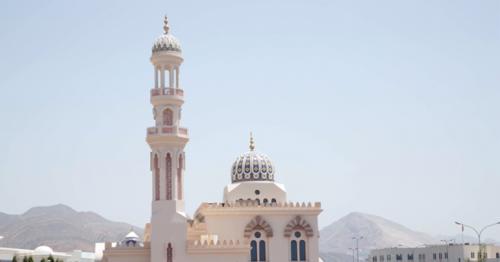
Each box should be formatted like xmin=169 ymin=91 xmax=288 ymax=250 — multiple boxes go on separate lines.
xmin=28 ymin=256 xmax=34 ymax=262
xmin=22 ymin=256 xmax=28 ymax=262
xmin=12 ymin=255 xmax=17 ymax=262
xmin=47 ymin=255 xmax=55 ymax=262
xmin=40 ymin=258 xmax=46 ymax=262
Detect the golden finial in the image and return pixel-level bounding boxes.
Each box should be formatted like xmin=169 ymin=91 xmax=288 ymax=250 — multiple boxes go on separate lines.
xmin=163 ymin=15 xmax=170 ymax=34
xmin=249 ymin=132 xmax=255 ymax=151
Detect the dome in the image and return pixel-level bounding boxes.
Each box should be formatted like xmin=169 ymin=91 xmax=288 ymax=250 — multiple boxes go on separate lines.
xmin=231 ymin=134 xmax=275 ymax=183
xmin=152 ymin=17 xmax=181 ymax=53
xmin=34 ymin=245 xmax=53 ymax=255
xmin=125 ymin=231 xmax=139 ymax=240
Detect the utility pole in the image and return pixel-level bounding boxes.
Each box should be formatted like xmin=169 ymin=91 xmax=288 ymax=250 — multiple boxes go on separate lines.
xmin=353 ymin=236 xmax=364 ymax=262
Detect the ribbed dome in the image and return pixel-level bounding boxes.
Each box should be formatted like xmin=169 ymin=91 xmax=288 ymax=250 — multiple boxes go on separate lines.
xmin=152 ymin=16 xmax=181 ymax=53
xmin=231 ymin=134 xmax=275 ymax=183
xmin=152 ymin=34 xmax=181 ymax=53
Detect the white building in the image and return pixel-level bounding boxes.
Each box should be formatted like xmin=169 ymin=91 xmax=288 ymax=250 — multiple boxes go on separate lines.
xmin=369 ymin=244 xmax=500 ymax=262
xmin=0 ymin=246 xmax=95 ymax=262
xmin=101 ymin=16 xmax=323 ymax=262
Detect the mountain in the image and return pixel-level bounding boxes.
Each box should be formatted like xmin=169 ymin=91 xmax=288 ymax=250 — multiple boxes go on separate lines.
xmin=0 ymin=204 xmax=143 ymax=252
xmin=320 ymin=212 xmax=438 ymax=262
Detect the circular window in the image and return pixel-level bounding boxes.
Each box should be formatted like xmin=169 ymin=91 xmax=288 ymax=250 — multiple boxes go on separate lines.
xmin=254 ymin=231 xmax=262 ymax=238
xmin=294 ymin=231 xmax=302 ymax=238
xmin=254 ymin=189 xmax=260 ymax=195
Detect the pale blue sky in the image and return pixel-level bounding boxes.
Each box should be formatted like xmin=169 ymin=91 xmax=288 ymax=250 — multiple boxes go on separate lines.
xmin=0 ymin=0 xmax=499 ymax=241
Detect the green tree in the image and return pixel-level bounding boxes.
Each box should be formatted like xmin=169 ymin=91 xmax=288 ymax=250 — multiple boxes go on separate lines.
xmin=22 ymin=256 xmax=28 ymax=262
xmin=40 ymin=258 xmax=46 ymax=262
xmin=28 ymin=256 xmax=34 ymax=262
xmin=12 ymin=255 xmax=17 ymax=262
xmin=47 ymin=255 xmax=55 ymax=262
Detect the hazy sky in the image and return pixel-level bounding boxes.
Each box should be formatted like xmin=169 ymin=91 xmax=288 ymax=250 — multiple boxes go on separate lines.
xmin=0 ymin=0 xmax=499 ymax=242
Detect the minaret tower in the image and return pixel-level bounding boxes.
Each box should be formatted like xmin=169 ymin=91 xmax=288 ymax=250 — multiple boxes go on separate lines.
xmin=147 ymin=16 xmax=189 ymax=262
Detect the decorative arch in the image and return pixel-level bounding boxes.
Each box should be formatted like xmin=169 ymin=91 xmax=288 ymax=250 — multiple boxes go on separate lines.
xmin=163 ymin=108 xmax=173 ymax=126
xmin=166 ymin=242 xmax=173 ymax=262
xmin=244 ymin=216 xmax=273 ymax=238
xmin=283 ymin=216 xmax=314 ymax=237
xmin=165 ymin=153 xmax=172 ymax=200
xmin=177 ymin=153 xmax=183 ymax=200
xmin=153 ymin=154 xmax=160 ymax=201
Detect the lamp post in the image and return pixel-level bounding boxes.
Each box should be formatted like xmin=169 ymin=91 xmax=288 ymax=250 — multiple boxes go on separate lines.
xmin=454 ymin=221 xmax=500 ymax=262
xmin=353 ymin=236 xmax=364 ymax=262
xmin=349 ymin=248 xmax=356 ymax=262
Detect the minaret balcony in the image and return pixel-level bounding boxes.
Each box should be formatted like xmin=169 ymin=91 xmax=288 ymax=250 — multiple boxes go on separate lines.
xmin=147 ymin=126 xmax=188 ymax=137
xmin=150 ymin=87 xmax=184 ymax=97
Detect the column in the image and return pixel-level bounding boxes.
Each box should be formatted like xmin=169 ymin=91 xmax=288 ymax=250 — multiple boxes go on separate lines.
xmin=169 ymin=67 xmax=174 ymax=88
xmin=175 ymin=67 xmax=180 ymax=88
xmin=160 ymin=66 xmax=165 ymax=89
xmin=154 ymin=67 xmax=158 ymax=89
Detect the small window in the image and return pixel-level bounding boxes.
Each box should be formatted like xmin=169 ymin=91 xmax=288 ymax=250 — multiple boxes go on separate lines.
xmin=294 ymin=231 xmax=302 ymax=238
xmin=439 ymin=253 xmax=442 ymax=260
xmin=433 ymin=254 xmax=437 ymax=260
xmin=380 ymin=256 xmax=385 ymax=262
xmin=444 ymin=253 xmax=448 ymax=259
xmin=496 ymin=253 xmax=499 ymax=259
xmin=471 ymin=252 xmax=475 ymax=259
xmin=387 ymin=255 xmax=391 ymax=261
xmin=255 ymin=189 xmax=260 ymax=195
xmin=254 ymin=231 xmax=261 ymax=238
xmin=408 ymin=254 xmax=414 ymax=261
xmin=263 ymin=198 xmax=269 ymax=205
xmin=373 ymin=257 xmax=378 ymax=262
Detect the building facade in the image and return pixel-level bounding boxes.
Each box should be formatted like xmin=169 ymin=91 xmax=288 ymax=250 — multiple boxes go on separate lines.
xmin=101 ymin=16 xmax=322 ymax=262
xmin=369 ymin=244 xmax=500 ymax=262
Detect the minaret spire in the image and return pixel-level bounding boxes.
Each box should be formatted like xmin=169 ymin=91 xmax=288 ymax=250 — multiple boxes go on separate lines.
xmin=163 ymin=15 xmax=170 ymax=34
xmin=249 ymin=132 xmax=255 ymax=151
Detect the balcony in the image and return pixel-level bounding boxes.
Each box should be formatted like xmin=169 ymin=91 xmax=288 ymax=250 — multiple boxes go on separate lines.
xmin=147 ymin=126 xmax=188 ymax=137
xmin=150 ymin=87 xmax=184 ymax=97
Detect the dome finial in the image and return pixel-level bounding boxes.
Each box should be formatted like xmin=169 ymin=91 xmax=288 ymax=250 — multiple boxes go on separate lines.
xmin=249 ymin=132 xmax=255 ymax=151
xmin=163 ymin=15 xmax=170 ymax=34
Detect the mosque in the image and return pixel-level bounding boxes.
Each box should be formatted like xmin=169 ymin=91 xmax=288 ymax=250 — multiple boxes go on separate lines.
xmin=101 ymin=16 xmax=322 ymax=262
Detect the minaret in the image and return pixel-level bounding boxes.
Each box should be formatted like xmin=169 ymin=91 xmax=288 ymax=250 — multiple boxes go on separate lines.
xmin=148 ymin=16 xmax=188 ymax=262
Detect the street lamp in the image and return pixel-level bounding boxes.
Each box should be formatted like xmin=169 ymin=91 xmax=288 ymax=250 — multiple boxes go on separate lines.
xmin=349 ymin=248 xmax=356 ymax=262
xmin=353 ymin=236 xmax=364 ymax=262
xmin=454 ymin=221 xmax=500 ymax=262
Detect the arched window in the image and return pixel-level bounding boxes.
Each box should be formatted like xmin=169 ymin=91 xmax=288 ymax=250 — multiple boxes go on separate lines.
xmin=263 ymin=198 xmax=269 ymax=205
xmin=271 ymin=198 xmax=277 ymax=204
xmin=250 ymin=231 xmax=266 ymax=261
xmin=154 ymin=154 xmax=160 ymax=200
xmin=291 ymin=240 xmax=298 ymax=261
xmin=290 ymin=231 xmax=307 ymax=261
xmin=166 ymin=243 xmax=173 ymax=262
xmin=299 ymin=240 xmax=306 ymax=261
xmin=166 ymin=153 xmax=172 ymax=200
xmin=259 ymin=240 xmax=266 ymax=261
xmin=163 ymin=108 xmax=173 ymax=126
xmin=177 ymin=154 xmax=183 ymax=200
xmin=255 ymin=198 xmax=260 ymax=205
xmin=250 ymin=240 xmax=258 ymax=261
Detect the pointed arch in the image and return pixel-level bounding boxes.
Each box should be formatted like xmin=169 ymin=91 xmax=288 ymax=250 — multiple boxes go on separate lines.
xmin=165 ymin=153 xmax=172 ymax=200
xmin=154 ymin=154 xmax=160 ymax=201
xmin=284 ymin=216 xmax=314 ymax=237
xmin=244 ymin=216 xmax=273 ymax=238
xmin=166 ymin=242 xmax=173 ymax=262
xmin=163 ymin=108 xmax=173 ymax=126
xmin=177 ymin=153 xmax=183 ymax=200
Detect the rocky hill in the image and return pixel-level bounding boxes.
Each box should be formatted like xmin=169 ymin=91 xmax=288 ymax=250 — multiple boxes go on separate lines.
xmin=0 ymin=204 xmax=142 ymax=252
xmin=320 ymin=212 xmax=438 ymax=262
